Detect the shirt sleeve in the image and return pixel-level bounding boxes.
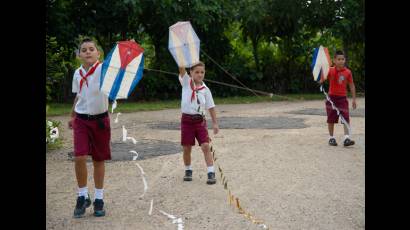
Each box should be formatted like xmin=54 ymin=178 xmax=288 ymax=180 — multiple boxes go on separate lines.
xmin=347 ymin=70 xmax=353 ymax=83
xmin=205 ymin=88 xmax=215 ymax=110
xmin=179 ymin=72 xmax=190 ymax=88
xmin=72 ymin=71 xmax=79 ymax=93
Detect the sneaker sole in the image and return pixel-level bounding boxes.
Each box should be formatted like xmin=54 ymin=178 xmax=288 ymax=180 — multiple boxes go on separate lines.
xmin=206 ymin=180 xmax=216 ymax=185
xmin=94 ymin=211 xmax=106 ymax=217
xmin=183 ymin=177 xmax=192 ymax=181
xmin=73 ymin=213 xmax=85 ymax=218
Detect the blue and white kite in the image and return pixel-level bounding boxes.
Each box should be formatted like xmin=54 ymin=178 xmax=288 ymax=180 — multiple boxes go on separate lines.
xmin=168 ymin=21 xmax=200 ymax=68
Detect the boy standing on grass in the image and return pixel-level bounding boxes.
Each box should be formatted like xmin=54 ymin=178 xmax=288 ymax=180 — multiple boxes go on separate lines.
xmin=319 ymin=50 xmax=357 ymax=147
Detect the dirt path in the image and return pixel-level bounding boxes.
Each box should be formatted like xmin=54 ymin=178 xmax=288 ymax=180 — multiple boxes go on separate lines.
xmin=46 ymin=98 xmax=365 ymax=230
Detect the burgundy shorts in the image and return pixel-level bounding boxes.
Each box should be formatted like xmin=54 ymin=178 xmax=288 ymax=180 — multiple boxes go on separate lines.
xmin=181 ymin=114 xmax=210 ymax=146
xmin=73 ymin=114 xmax=111 ymax=161
xmin=326 ymin=95 xmax=350 ymax=124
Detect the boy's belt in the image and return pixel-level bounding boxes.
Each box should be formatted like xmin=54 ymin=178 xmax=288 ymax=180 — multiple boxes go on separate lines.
xmin=76 ymin=112 xmax=108 ymax=120
xmin=182 ymin=113 xmax=204 ymax=121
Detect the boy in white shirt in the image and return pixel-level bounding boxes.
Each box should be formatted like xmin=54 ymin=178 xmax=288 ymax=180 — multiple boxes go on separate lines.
xmin=68 ymin=38 xmax=110 ymax=218
xmin=178 ymin=61 xmax=219 ymax=185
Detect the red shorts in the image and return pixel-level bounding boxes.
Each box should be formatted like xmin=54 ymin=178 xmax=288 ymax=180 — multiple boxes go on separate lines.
xmin=73 ymin=114 xmax=111 ymax=161
xmin=181 ymin=114 xmax=210 ymax=146
xmin=326 ymin=95 xmax=350 ymax=124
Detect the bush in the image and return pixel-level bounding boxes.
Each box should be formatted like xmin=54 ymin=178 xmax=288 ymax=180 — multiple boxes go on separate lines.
xmin=46 ymin=119 xmax=62 ymax=151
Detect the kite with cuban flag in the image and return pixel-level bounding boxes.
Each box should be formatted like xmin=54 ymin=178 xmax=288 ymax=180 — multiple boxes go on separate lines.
xmin=311 ymin=45 xmax=331 ymax=82
xmin=100 ymin=40 xmax=145 ymax=101
xmin=311 ymin=46 xmax=352 ymax=135
xmin=168 ymin=21 xmax=200 ymax=68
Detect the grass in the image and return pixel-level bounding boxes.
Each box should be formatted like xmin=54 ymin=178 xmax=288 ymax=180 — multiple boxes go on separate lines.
xmin=46 ymin=93 xmax=363 ymax=117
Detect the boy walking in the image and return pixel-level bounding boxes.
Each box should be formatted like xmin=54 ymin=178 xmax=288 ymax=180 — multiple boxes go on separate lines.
xmin=320 ymin=50 xmax=357 ymax=146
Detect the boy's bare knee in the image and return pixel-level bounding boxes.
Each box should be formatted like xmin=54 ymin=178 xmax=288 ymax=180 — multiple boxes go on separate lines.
xmin=75 ymin=155 xmax=88 ymax=163
xmin=183 ymin=146 xmax=192 ymax=151
xmin=93 ymin=160 xmax=105 ymax=166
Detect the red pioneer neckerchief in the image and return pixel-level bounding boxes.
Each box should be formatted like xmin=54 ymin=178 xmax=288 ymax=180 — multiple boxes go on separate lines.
xmin=79 ymin=61 xmax=100 ymax=93
xmin=190 ymin=79 xmax=205 ymax=102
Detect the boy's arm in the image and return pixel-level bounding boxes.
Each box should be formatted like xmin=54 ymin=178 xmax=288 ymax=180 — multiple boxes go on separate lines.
xmin=68 ymin=96 xmax=79 ymax=129
xmin=208 ymin=107 xmax=219 ymax=135
xmin=319 ymin=71 xmax=326 ymax=84
xmin=349 ymin=81 xmax=357 ymax=109
xmin=179 ymin=67 xmax=186 ymax=77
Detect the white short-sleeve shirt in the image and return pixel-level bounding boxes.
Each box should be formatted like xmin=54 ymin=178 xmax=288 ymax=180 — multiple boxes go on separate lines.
xmin=72 ymin=62 xmax=109 ymax=115
xmin=179 ymin=73 xmax=215 ymax=115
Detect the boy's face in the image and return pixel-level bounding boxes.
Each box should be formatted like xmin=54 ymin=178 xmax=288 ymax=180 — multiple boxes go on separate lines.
xmin=190 ymin=66 xmax=205 ymax=84
xmin=79 ymin=42 xmax=100 ymax=67
xmin=333 ymin=55 xmax=345 ymax=68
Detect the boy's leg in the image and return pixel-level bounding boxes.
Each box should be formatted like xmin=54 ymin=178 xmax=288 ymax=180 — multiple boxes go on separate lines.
xmin=200 ymin=143 xmax=214 ymax=167
xmin=75 ymin=156 xmax=88 ymax=188
xmin=183 ymin=145 xmax=193 ymax=181
xmin=183 ymin=145 xmax=192 ymax=166
xmin=181 ymin=115 xmax=195 ymax=181
xmin=328 ymin=123 xmax=335 ymax=137
xmin=342 ymin=120 xmax=355 ymax=146
xmin=327 ymin=123 xmax=338 ymax=146
xmin=326 ymin=98 xmax=338 ymax=146
xmin=339 ymin=98 xmax=354 ymax=146
xmin=73 ymin=155 xmax=91 ymax=218
xmin=343 ymin=122 xmax=349 ymax=136
xmin=93 ymin=160 xmax=105 ymax=189
xmin=196 ymin=118 xmax=216 ymax=185
xmin=89 ymin=116 xmax=111 ymax=217
xmin=200 ymin=143 xmax=216 ymax=185
xmin=92 ymin=160 xmax=106 ymax=217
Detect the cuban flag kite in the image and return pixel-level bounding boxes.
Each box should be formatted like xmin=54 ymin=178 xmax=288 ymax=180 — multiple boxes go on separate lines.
xmin=311 ymin=45 xmax=331 ymax=82
xmin=168 ymin=21 xmax=200 ymax=68
xmin=100 ymin=41 xmax=145 ymax=101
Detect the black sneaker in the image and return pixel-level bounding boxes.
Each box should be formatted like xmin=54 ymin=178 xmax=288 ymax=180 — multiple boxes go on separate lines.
xmin=93 ymin=199 xmax=106 ymax=217
xmin=329 ymin=138 xmax=338 ymax=146
xmin=183 ymin=170 xmax=192 ymax=181
xmin=73 ymin=195 xmax=91 ymax=218
xmin=343 ymin=138 xmax=355 ymax=147
xmin=207 ymin=172 xmax=216 ymax=185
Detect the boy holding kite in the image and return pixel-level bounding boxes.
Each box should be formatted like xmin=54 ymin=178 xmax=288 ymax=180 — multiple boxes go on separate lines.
xmin=319 ymin=50 xmax=357 ymax=147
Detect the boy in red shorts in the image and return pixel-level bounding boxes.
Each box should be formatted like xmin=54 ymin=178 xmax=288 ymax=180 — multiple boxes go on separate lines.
xmin=68 ymin=38 xmax=110 ymax=218
xmin=178 ymin=61 xmax=219 ymax=184
xmin=320 ymin=50 xmax=357 ymax=147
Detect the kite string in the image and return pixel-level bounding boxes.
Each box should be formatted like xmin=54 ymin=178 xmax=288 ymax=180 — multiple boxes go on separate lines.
xmin=200 ymin=50 xmax=259 ymax=98
xmin=320 ymin=85 xmax=351 ymax=136
xmin=143 ymin=68 xmax=291 ymax=100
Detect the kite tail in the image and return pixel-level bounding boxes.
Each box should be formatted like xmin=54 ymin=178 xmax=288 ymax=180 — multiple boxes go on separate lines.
xmin=320 ymin=85 xmax=352 ymax=136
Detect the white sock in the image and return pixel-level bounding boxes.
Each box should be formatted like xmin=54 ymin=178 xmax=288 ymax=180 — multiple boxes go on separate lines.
xmin=185 ymin=165 xmax=192 ymax=171
xmin=95 ymin=188 xmax=104 ymax=200
xmin=343 ymin=135 xmax=350 ymax=141
xmin=78 ymin=187 xmax=88 ymax=197
xmin=329 ymin=136 xmax=335 ymax=140
xmin=207 ymin=166 xmax=215 ymax=173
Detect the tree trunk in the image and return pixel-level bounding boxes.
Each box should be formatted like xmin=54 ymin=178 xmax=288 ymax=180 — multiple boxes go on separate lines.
xmin=251 ymin=37 xmax=260 ymax=72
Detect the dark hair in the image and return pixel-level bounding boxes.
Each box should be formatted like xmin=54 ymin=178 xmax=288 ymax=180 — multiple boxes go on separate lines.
xmin=189 ymin=61 xmax=205 ymax=72
xmin=78 ymin=38 xmax=97 ymax=50
xmin=334 ymin=50 xmax=345 ymax=57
